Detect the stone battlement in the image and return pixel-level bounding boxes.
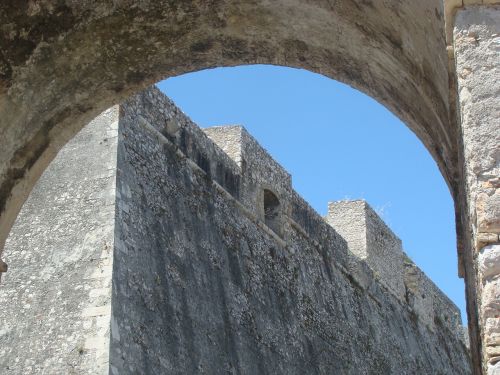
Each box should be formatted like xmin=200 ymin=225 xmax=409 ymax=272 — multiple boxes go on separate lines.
xmin=204 ymin=125 xmax=292 ymax=234
xmin=326 ymin=200 xmax=464 ymax=334
xmin=326 ymin=200 xmax=406 ymax=301
xmin=135 ymin=89 xmax=463 ymax=337
xmin=0 ymin=86 xmax=471 ymax=374
xmin=137 ymin=86 xmax=464 ymax=337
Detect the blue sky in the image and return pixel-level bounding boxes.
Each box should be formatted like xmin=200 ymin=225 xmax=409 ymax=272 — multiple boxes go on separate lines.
xmin=157 ymin=64 xmax=466 ymax=323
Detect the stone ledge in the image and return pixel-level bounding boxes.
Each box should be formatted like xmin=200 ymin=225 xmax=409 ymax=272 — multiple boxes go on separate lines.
xmin=445 ymin=0 xmax=500 ymax=45
xmin=477 ymin=233 xmax=500 ymax=249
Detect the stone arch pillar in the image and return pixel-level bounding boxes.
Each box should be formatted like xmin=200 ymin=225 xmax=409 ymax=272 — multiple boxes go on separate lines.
xmin=447 ymin=2 xmax=500 ymax=374
xmin=0 ymin=0 xmax=497 ymax=373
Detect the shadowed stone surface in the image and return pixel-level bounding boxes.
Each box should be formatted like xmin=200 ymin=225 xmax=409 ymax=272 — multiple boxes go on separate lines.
xmin=1 ymin=2 xmax=499 ymax=372
xmin=0 ymin=88 xmax=472 ymax=374
xmin=110 ymin=90 xmax=470 ymax=375
xmin=110 ymin=88 xmax=470 ymax=374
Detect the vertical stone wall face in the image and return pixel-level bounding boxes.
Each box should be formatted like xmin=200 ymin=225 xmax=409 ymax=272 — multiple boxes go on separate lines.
xmin=325 ymin=201 xmax=367 ymax=257
xmin=109 ymin=88 xmax=471 ymax=374
xmin=326 ymin=199 xmax=463 ymax=333
xmin=0 ymin=108 xmax=119 ymax=374
xmin=326 ymin=201 xmax=405 ymax=301
xmin=363 ymin=204 xmax=406 ymax=301
xmin=204 ymin=125 xmax=292 ymax=229
xmin=203 ymin=126 xmax=245 ymax=168
xmin=453 ymin=5 xmax=500 ymax=374
xmin=0 ymin=87 xmax=473 ymax=374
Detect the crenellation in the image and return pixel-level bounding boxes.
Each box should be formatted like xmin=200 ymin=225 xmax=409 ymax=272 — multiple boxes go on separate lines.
xmin=326 ymin=198 xmax=467 ymax=345
xmin=0 ymin=87 xmax=471 ymax=374
xmin=326 ymin=200 xmax=406 ymax=301
xmin=203 ymin=126 xmax=245 ymax=168
xmin=204 ymin=125 xmax=292 ymax=230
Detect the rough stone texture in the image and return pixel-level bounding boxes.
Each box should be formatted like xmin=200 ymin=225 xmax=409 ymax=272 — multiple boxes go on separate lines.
xmin=0 ymin=0 xmax=459 ymax=275
xmin=453 ymin=6 xmax=500 ymax=374
xmin=454 ymin=5 xmax=500 ymax=236
xmin=404 ymin=261 xmax=465 ymax=334
xmin=1 ymin=2 xmax=494 ymax=372
xmin=204 ymin=125 xmax=292 ymax=234
xmin=0 ymin=87 xmax=473 ymax=374
xmin=326 ymin=200 xmax=406 ymax=301
xmin=326 ymin=200 xmax=464 ymax=334
xmin=479 ymin=245 xmax=500 ymax=281
xmin=0 ymin=107 xmax=118 ymax=374
xmin=106 ymin=88 xmax=471 ymax=374
xmin=324 ymin=201 xmax=367 ymax=261
xmin=203 ymin=126 xmax=245 ymax=168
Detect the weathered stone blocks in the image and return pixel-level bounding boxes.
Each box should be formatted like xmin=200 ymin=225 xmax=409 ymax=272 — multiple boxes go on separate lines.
xmin=454 ymin=6 xmax=500 ymax=372
xmin=482 ymin=278 xmax=500 ymax=318
xmin=110 ymin=87 xmax=471 ymax=374
xmin=326 ymin=200 xmax=406 ymax=302
xmin=480 ymin=245 xmax=500 ymax=281
xmin=0 ymin=108 xmax=119 ymax=374
xmin=479 ymin=244 xmax=500 ymax=372
xmin=478 ymin=192 xmax=500 ymax=233
xmin=454 ymin=5 xmax=500 ymax=239
xmin=0 ymin=87 xmax=472 ymax=374
xmin=326 ymin=199 xmax=465 ymax=335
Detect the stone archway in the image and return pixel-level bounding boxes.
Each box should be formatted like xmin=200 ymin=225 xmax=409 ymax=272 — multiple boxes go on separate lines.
xmin=0 ymin=1 xmax=498 ymax=373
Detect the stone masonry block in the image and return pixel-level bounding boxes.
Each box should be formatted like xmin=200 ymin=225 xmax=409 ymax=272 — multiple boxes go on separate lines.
xmin=479 ymin=244 xmax=500 ymax=281
xmin=326 ymin=200 xmax=406 ymax=302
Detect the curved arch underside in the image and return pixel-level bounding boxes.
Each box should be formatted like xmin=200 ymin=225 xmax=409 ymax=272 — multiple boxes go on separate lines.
xmin=0 ymin=0 xmax=478 ymax=368
xmin=0 ymin=1 xmax=457 ymax=248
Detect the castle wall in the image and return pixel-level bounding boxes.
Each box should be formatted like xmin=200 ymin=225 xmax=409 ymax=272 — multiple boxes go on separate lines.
xmin=326 ymin=200 xmax=406 ymax=301
xmin=204 ymin=125 xmax=292 ymax=228
xmin=326 ymin=200 xmax=465 ymax=334
xmin=0 ymin=108 xmax=119 ymax=374
xmin=110 ymin=88 xmax=471 ymax=374
xmin=404 ymin=261 xmax=464 ymax=335
xmin=1 ymin=2 xmax=498 ymax=372
xmin=0 ymin=86 xmax=472 ymax=374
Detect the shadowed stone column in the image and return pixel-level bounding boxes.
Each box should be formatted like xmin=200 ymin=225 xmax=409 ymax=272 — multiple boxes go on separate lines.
xmin=453 ymin=5 xmax=500 ymax=374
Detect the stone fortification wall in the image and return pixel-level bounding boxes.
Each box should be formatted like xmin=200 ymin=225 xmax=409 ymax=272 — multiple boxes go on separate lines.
xmin=204 ymin=126 xmax=292 ymax=230
xmin=0 ymin=108 xmax=119 ymax=374
xmin=0 ymin=86 xmax=472 ymax=374
xmin=110 ymin=87 xmax=471 ymax=374
xmin=326 ymin=200 xmax=464 ymax=336
xmin=326 ymin=201 xmax=405 ymax=302
xmin=404 ymin=261 xmax=464 ymax=335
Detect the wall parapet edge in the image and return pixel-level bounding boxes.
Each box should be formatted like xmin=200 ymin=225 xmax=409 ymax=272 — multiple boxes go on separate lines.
xmin=128 ymin=85 xmax=468 ymax=347
xmin=326 ymin=199 xmax=466 ymax=344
